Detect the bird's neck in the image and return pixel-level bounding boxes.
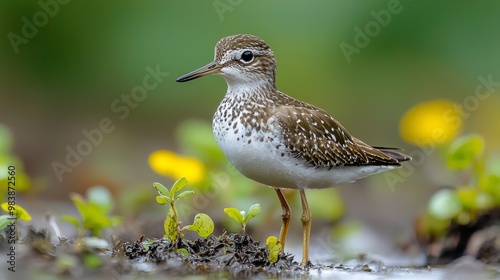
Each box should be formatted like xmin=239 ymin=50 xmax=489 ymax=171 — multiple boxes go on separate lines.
xmin=224 ymin=78 xmax=276 ymax=98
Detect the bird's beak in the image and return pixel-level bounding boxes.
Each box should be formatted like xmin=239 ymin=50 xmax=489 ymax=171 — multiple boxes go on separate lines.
xmin=176 ymin=61 xmax=221 ymax=82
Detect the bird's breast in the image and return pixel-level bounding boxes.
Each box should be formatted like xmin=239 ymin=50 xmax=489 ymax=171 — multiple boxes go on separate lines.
xmin=212 ymin=97 xmax=290 ymax=185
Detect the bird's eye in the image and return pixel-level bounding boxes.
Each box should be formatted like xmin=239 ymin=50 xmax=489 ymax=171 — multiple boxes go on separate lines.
xmin=240 ymin=51 xmax=254 ymax=63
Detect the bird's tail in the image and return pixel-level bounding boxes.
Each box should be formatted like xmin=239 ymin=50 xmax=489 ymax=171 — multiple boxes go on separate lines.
xmin=374 ymin=147 xmax=412 ymax=163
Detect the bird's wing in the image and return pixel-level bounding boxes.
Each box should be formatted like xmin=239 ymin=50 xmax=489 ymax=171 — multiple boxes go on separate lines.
xmin=271 ymin=104 xmax=401 ymax=168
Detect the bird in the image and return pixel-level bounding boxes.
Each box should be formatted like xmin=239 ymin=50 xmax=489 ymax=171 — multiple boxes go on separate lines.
xmin=176 ymin=34 xmax=411 ymax=266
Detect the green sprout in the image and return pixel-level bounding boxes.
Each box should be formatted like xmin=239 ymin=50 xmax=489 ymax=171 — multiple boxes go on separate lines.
xmin=433 ymin=134 xmax=493 ymax=218
xmin=154 ymin=177 xmax=194 ymax=242
xmin=0 ymin=202 xmax=32 ymax=240
xmin=446 ymin=134 xmax=484 ymax=171
xmin=224 ymin=203 xmax=261 ymax=233
xmin=420 ymin=134 xmax=500 ymax=238
xmin=265 ymin=235 xmax=282 ymax=263
xmin=182 ymin=213 xmax=214 ymax=238
xmin=61 ymin=186 xmax=122 ymax=237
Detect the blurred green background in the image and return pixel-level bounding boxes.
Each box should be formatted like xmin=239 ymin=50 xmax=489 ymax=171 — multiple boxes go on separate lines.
xmin=1 ymin=0 xmax=499 ymax=256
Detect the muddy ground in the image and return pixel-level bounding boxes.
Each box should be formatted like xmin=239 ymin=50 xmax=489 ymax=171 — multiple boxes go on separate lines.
xmin=1 ymin=228 xmax=499 ymax=280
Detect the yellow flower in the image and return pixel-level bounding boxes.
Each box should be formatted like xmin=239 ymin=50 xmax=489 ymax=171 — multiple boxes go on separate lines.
xmin=149 ymin=150 xmax=205 ymax=184
xmin=400 ymin=99 xmax=462 ymax=146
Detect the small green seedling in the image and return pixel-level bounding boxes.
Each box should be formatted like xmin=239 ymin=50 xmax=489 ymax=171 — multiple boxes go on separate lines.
xmin=446 ymin=134 xmax=484 ymax=170
xmin=266 ymin=235 xmax=282 ymax=263
xmin=61 ymin=186 xmax=122 ymax=237
xmin=419 ymin=133 xmax=500 ymax=239
xmin=154 ymin=177 xmax=194 ymax=242
xmin=0 ymin=202 xmax=32 ymax=240
xmin=182 ymin=213 xmax=214 ymax=238
xmin=224 ymin=203 xmax=261 ymax=233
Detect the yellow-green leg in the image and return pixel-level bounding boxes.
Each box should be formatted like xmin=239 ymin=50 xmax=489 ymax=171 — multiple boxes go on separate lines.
xmin=299 ymin=189 xmax=311 ymax=266
xmin=275 ymin=188 xmax=291 ymax=251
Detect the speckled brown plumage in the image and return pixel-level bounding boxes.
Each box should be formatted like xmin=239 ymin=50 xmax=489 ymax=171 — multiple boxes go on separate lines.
xmin=213 ymin=85 xmax=409 ymax=171
xmin=176 ymin=34 xmax=411 ymax=266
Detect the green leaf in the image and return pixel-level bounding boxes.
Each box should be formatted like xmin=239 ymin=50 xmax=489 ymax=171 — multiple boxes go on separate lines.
xmin=15 ymin=206 xmax=32 ymax=221
xmin=164 ymin=208 xmax=178 ymax=242
xmin=428 ymin=189 xmax=462 ymax=220
xmin=170 ymin=177 xmax=188 ymax=199
xmin=142 ymin=239 xmax=154 ymax=251
xmin=83 ymin=254 xmax=103 ymax=269
xmin=1 ymin=203 xmax=32 ymax=221
xmin=0 ymin=215 xmax=12 ymax=230
xmin=87 ymin=186 xmax=113 ymax=214
xmin=0 ymin=202 xmax=12 ymax=215
xmin=265 ymin=235 xmax=278 ymax=249
xmin=60 ymin=215 xmax=80 ymax=229
xmin=457 ymin=187 xmax=494 ymax=210
xmin=224 ymin=207 xmax=244 ymax=225
xmin=182 ymin=213 xmax=214 ymax=238
xmin=153 ymin=182 xmax=170 ymax=197
xmin=265 ymin=236 xmax=281 ymax=263
xmin=176 ymin=190 xmax=194 ymax=200
xmin=447 ymin=134 xmax=484 ymax=170
xmin=479 ymin=174 xmax=500 ymax=203
xmin=177 ymin=248 xmax=189 ymax=257
xmin=244 ymin=203 xmax=261 ymax=224
xmin=70 ymin=193 xmax=113 ymax=236
xmin=156 ymin=195 xmax=171 ymax=205
xmin=456 ymin=187 xmax=477 ymax=209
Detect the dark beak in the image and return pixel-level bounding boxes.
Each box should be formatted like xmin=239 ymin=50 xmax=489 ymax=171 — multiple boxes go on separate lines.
xmin=176 ymin=61 xmax=221 ymax=82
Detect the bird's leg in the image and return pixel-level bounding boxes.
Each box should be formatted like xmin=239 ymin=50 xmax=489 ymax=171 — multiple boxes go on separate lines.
xmin=274 ymin=188 xmax=291 ymax=251
xmin=299 ymin=189 xmax=311 ymax=267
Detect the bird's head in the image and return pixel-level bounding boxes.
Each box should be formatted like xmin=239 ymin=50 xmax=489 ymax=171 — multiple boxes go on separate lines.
xmin=176 ymin=34 xmax=277 ymax=91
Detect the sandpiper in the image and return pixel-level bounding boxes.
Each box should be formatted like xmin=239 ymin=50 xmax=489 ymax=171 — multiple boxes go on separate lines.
xmin=176 ymin=34 xmax=410 ymax=266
